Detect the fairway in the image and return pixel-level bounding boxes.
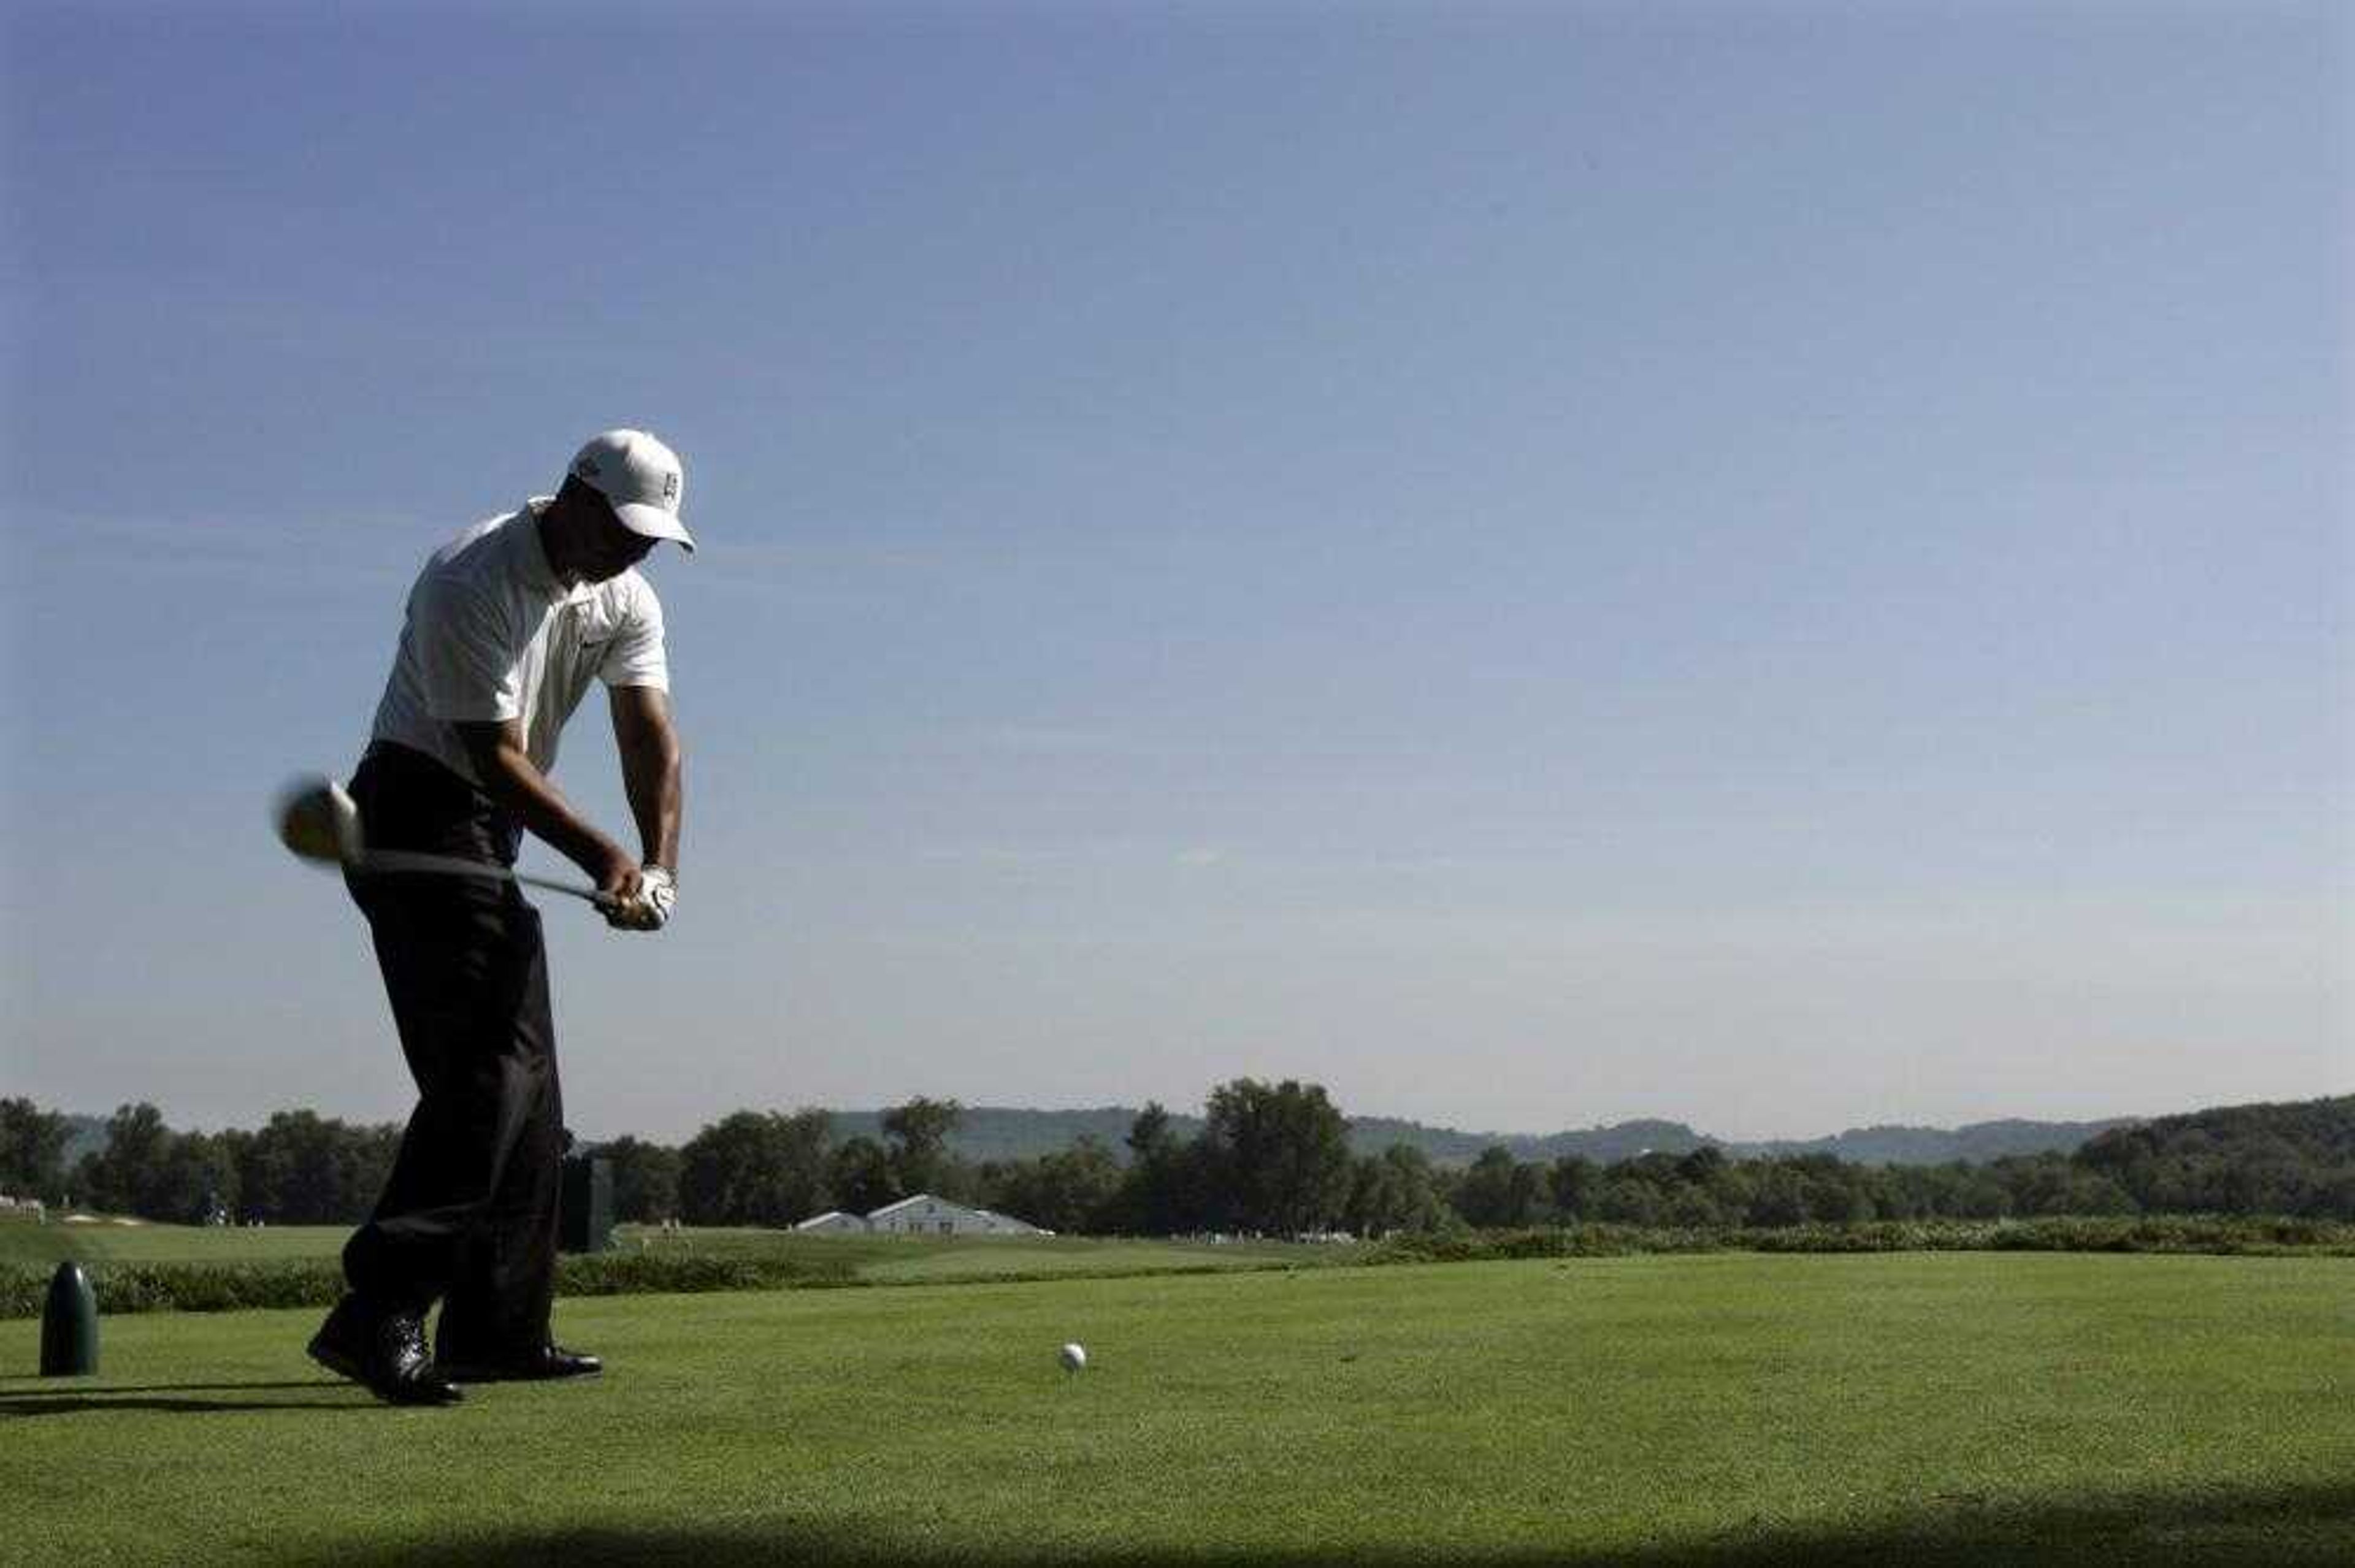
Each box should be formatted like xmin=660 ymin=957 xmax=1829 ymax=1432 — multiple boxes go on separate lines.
xmin=669 ymin=1228 xmax=1334 ymax=1283
xmin=0 ymin=1220 xmax=1333 ymax=1290
xmin=0 ymin=1222 xmax=352 ymax=1268
xmin=5 ymin=1254 xmax=2348 ymax=1566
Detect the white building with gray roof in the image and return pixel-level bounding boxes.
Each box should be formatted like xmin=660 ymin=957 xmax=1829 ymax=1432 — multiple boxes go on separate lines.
xmin=794 ymin=1194 xmax=1049 ymax=1237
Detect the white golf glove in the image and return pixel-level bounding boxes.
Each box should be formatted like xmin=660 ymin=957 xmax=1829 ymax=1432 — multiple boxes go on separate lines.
xmin=605 ymin=865 xmax=677 ymax=932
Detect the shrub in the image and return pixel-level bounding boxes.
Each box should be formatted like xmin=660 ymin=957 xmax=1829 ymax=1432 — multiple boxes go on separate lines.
xmin=1361 ymin=1215 xmax=2355 ymax=1268
xmin=0 ymin=1247 xmax=867 ymax=1321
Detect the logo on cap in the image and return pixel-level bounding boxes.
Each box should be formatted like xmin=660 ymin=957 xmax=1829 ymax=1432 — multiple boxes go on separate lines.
xmin=662 ymin=471 xmax=680 ymax=504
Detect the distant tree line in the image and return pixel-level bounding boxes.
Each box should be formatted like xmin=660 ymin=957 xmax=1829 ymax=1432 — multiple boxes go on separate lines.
xmin=635 ymin=1084 xmax=1373 ymax=1236
xmin=596 ymin=1088 xmax=2355 ymax=1234
xmin=6 ymin=1091 xmax=2348 ymax=1234
xmin=0 ymin=1100 xmax=398 ymax=1225
xmin=2073 ymin=1096 xmax=2355 ymax=1217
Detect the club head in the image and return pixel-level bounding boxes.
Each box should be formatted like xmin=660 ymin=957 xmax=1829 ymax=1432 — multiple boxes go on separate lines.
xmin=274 ymin=773 xmax=364 ymax=869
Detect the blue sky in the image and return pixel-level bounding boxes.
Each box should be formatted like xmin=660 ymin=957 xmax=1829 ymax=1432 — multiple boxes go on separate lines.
xmin=3 ymin=1 xmax=2346 ymax=1142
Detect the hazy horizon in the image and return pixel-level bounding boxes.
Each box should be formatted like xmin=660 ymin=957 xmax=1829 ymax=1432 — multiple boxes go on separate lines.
xmin=20 ymin=1085 xmax=2291 ymax=1153
xmin=5 ymin=4 xmax=2348 ymax=1144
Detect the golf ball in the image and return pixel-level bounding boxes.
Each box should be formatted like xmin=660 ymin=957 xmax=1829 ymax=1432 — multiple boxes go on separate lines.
xmin=1059 ymin=1342 xmax=1087 ymax=1372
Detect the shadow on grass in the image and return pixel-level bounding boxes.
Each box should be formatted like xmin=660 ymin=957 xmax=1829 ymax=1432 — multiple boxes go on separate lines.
xmin=0 ymin=1378 xmax=372 ymax=1417
xmin=315 ymin=1480 xmax=2355 ymax=1567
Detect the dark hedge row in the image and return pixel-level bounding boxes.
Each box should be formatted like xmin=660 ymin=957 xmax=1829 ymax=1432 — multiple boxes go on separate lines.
xmin=1 ymin=1260 xmax=345 ymax=1318
xmin=0 ymin=1249 xmax=860 ymax=1321
xmin=1361 ymin=1215 xmax=2355 ymax=1265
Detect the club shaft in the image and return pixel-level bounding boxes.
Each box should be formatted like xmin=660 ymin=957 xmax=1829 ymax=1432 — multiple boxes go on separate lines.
xmin=358 ymin=849 xmax=600 ymax=904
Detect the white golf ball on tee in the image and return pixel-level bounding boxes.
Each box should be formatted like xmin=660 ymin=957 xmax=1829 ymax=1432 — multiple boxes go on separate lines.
xmin=1059 ymin=1342 xmax=1087 ymax=1372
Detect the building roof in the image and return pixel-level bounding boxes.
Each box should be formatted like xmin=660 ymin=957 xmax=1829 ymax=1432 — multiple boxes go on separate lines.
xmin=866 ymin=1194 xmax=1045 ymax=1228
xmin=867 ymin=1193 xmax=958 ymax=1220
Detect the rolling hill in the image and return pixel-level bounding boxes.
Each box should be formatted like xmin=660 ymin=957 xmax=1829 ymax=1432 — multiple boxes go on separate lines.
xmin=817 ymin=1106 xmax=2137 ymax=1169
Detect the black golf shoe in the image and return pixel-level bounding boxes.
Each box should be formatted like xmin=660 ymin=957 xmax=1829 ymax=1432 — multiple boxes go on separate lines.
xmin=307 ymin=1295 xmax=464 ymax=1407
xmin=437 ymin=1343 xmax=603 ymax=1383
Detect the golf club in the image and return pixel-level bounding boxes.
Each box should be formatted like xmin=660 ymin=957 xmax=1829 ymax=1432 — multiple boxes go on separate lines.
xmin=273 ymin=773 xmax=607 ymax=906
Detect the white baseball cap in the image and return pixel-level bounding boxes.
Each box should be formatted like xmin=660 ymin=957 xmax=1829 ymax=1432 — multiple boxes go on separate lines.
xmin=568 ymin=429 xmax=695 ymax=553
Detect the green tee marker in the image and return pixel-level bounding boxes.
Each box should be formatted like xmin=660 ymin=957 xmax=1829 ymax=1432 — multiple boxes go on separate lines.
xmin=40 ymin=1261 xmax=99 ymax=1377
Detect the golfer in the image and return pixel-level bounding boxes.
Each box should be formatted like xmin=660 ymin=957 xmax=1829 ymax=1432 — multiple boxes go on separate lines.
xmin=308 ymin=429 xmax=693 ymax=1405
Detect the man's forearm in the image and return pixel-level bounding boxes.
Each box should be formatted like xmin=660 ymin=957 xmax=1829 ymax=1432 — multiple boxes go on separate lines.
xmin=474 ymin=741 xmax=627 ymax=878
xmin=619 ymin=724 xmax=683 ymax=871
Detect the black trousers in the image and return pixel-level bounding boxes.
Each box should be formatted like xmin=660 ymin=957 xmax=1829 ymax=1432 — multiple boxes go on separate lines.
xmin=340 ymin=743 xmax=563 ymax=1356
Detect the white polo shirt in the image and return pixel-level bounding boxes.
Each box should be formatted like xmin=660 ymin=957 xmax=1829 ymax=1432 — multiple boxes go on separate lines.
xmin=369 ymin=498 xmax=670 ymax=786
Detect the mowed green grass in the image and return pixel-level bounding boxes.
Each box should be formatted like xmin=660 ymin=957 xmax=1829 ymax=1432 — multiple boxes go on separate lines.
xmin=4 ymin=1254 xmax=2348 ymax=1566
xmin=0 ymin=1219 xmax=1328 ymax=1283
xmin=0 ymin=1220 xmax=352 ymax=1266
xmin=670 ymin=1226 xmax=1334 ymax=1282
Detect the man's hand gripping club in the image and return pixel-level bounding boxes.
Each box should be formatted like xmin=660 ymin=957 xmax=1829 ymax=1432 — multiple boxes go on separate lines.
xmin=456 ymin=711 xmax=680 ymax=934
xmin=604 ymin=865 xmax=676 ymax=931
